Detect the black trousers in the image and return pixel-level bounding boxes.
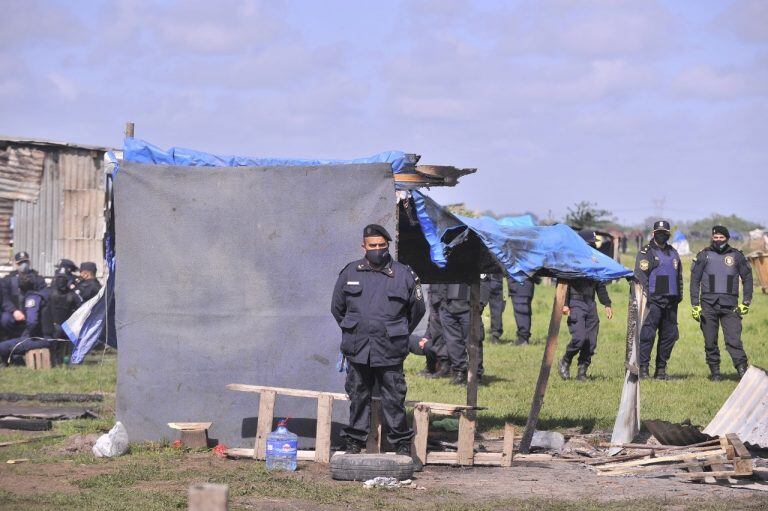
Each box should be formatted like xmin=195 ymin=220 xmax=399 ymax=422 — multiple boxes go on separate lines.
xmin=511 ymin=296 xmax=532 ymax=342
xmin=639 ymin=301 xmax=679 ymax=369
xmin=424 ymin=301 xmax=449 ymax=371
xmin=0 ymin=337 xmax=51 ymax=364
xmin=342 ymin=362 xmax=413 ymax=445
xmin=700 ymin=301 xmax=748 ymax=368
xmin=440 ymin=308 xmax=484 ymax=375
xmin=481 ymin=279 xmax=505 ymax=338
xmin=564 ymin=300 xmax=599 ymax=367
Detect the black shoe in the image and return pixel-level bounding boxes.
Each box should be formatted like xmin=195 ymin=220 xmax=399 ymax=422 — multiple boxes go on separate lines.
xmin=490 ymin=335 xmax=500 ymax=345
xmin=395 ymin=442 xmax=411 ymax=456
xmin=639 ymin=366 xmax=650 ymax=380
xmin=736 ymin=363 xmax=748 ymax=378
xmin=708 ymin=364 xmax=722 ymax=381
xmin=515 ymin=338 xmax=530 ymax=346
xmin=428 ymin=364 xmax=451 ymax=379
xmin=558 ymin=357 xmax=571 ymax=380
xmin=345 ymin=438 xmax=363 ymax=454
xmin=654 ymin=367 xmax=669 ymax=381
xmin=450 ymin=371 xmax=467 ymax=385
xmin=576 ymin=364 xmax=588 ymax=382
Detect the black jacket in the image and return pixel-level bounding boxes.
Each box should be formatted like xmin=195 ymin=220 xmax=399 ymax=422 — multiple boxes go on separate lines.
xmin=331 ymin=258 xmax=425 ymax=367
xmin=690 ymin=245 xmax=753 ymax=307
xmin=565 ymin=279 xmax=611 ymax=307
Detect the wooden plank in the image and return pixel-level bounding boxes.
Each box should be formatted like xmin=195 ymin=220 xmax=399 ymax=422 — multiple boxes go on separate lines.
xmin=412 ymin=406 xmax=430 ymax=466
xmin=457 ymin=412 xmax=476 ymax=466
xmin=314 ymin=395 xmax=333 ymax=463
xmin=600 ymin=455 xmax=727 ymax=476
xmin=426 ymin=451 xmax=457 ymax=464
xmin=519 ymin=282 xmax=568 ymax=453
xmin=168 ymin=422 xmax=213 ymax=430
xmin=501 ymin=423 xmax=515 ymax=467
xmin=596 ymin=449 xmax=726 ymax=471
xmin=467 ymin=281 xmax=481 ymax=407
xmin=227 ymin=384 xmax=348 ymax=401
xmin=679 ymin=470 xmax=752 ymax=480
xmin=226 ymin=447 xmax=254 ymax=458
xmin=726 ymin=433 xmax=753 ymax=475
xmin=366 ymin=399 xmax=382 ymax=454
xmin=512 ymin=453 xmax=553 ymax=462
xmin=254 ymin=390 xmax=276 ymax=460
xmin=599 ymin=439 xmax=721 ymax=450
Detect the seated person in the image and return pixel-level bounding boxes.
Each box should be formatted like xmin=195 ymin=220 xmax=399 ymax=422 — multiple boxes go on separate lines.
xmin=0 ymin=272 xmax=51 ymax=365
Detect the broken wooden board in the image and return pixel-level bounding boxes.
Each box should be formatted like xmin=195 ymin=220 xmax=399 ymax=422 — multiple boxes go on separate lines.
xmin=168 ymin=422 xmax=213 ymax=431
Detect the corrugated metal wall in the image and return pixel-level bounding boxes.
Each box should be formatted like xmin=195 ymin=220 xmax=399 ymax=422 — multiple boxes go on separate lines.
xmin=0 ymin=199 xmax=14 ymax=260
xmin=13 ymin=151 xmax=61 ymax=276
xmin=13 ymin=147 xmax=105 ymax=277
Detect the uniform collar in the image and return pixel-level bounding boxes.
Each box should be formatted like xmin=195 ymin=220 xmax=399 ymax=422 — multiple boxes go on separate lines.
xmin=357 ymin=258 xmax=394 ymax=277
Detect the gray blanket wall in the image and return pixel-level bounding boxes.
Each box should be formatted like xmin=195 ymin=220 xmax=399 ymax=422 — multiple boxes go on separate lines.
xmin=115 ymin=162 xmax=396 ymax=447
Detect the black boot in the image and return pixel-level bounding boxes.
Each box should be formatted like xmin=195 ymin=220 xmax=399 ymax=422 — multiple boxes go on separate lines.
xmin=395 ymin=442 xmax=411 ymax=456
xmin=708 ymin=364 xmax=722 ymax=381
xmin=558 ymin=356 xmax=571 ymax=380
xmin=576 ymin=364 xmax=588 ymax=382
xmin=639 ymin=365 xmax=650 ymax=379
xmin=654 ymin=367 xmax=669 ymax=381
xmin=515 ymin=338 xmax=530 ymax=346
xmin=345 ymin=438 xmax=363 ymax=454
xmin=490 ymin=335 xmax=500 ymax=345
xmin=450 ymin=371 xmax=467 ymax=385
xmin=428 ymin=363 xmax=451 ymax=379
xmin=736 ymin=363 xmax=748 ymax=379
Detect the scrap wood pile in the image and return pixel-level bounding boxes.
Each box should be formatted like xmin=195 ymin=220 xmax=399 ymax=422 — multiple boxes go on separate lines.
xmin=586 ymin=434 xmax=756 ymax=485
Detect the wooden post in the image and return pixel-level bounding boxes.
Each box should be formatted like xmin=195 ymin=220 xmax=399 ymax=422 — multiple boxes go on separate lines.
xmin=188 ymin=483 xmax=228 ymax=511
xmin=457 ymin=411 xmax=476 ymax=465
xmin=124 ymin=122 xmax=135 ymax=139
xmin=466 ymin=281 xmax=481 ymax=407
xmin=519 ymin=281 xmax=568 ymax=453
xmin=501 ymin=423 xmax=515 ymax=467
xmin=411 ymin=405 xmax=430 ymax=465
xmin=366 ymin=398 xmax=383 ymax=453
xmin=314 ymin=394 xmax=333 ymax=463
xmin=254 ymin=390 xmax=276 ymax=460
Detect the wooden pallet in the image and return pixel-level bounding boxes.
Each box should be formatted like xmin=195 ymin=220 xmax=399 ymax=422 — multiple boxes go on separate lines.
xmin=226 ymin=384 xmax=515 ymax=466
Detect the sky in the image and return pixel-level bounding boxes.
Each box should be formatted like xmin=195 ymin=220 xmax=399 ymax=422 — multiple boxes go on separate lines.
xmin=1 ymin=0 xmax=766 ymax=226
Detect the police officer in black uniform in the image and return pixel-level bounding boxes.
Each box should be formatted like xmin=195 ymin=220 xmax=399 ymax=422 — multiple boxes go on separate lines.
xmin=480 ymin=273 xmax=505 ymax=344
xmin=411 ymin=283 xmax=451 ymax=378
xmin=331 ymin=224 xmax=425 ymax=455
xmin=635 ymin=220 xmax=683 ymax=380
xmin=690 ymin=226 xmax=753 ymax=380
xmin=47 ymin=268 xmax=79 ymax=339
xmin=55 ymin=258 xmax=79 ymax=289
xmin=440 ymin=283 xmax=485 ymax=385
xmin=1 ymin=252 xmax=47 ymax=338
xmin=0 ymin=272 xmax=52 ymax=364
xmin=508 ymin=277 xmax=535 ymax=345
xmin=75 ymin=262 xmax=102 ymax=303
xmin=558 ymin=230 xmax=614 ymax=381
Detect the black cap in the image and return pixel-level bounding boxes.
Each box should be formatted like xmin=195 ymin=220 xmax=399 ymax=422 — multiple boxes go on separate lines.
xmin=578 ymin=229 xmax=596 ymax=244
xmin=56 ymin=258 xmax=78 ymax=272
xmin=80 ymin=262 xmax=98 ymax=274
xmin=14 ymin=251 xmax=30 ymax=263
xmin=652 ymin=220 xmax=671 ymax=232
xmin=363 ymin=224 xmax=392 ymax=241
xmin=712 ymin=225 xmax=730 ymax=239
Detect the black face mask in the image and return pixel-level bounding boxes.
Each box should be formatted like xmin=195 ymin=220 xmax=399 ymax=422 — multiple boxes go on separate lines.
xmin=55 ymin=277 xmax=69 ymax=293
xmin=654 ymin=232 xmax=670 ymax=245
xmin=365 ymin=247 xmax=391 ymax=267
xmin=712 ymin=240 xmax=728 ymax=251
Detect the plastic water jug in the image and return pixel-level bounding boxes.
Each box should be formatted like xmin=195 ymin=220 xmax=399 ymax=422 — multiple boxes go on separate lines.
xmin=265 ymin=419 xmax=297 ymax=471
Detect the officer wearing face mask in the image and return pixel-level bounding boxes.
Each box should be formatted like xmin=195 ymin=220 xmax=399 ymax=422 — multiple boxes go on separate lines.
xmin=331 ymin=224 xmax=425 ymax=456
xmin=634 ymin=220 xmax=683 ymax=380
xmin=46 ymin=268 xmax=79 ymax=339
xmin=690 ymin=225 xmax=753 ymax=380
xmin=1 ymin=252 xmax=46 ymax=339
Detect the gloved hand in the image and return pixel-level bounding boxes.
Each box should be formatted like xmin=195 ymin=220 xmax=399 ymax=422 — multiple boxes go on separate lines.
xmin=691 ymin=305 xmax=702 ymax=322
xmin=737 ymin=303 xmax=750 ymax=316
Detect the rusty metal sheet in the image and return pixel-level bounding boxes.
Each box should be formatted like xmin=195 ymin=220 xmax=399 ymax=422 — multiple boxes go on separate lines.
xmin=704 ymin=365 xmax=768 ymax=449
xmin=0 ymin=145 xmax=45 ymax=202
xmin=643 ymin=419 xmax=715 ymax=446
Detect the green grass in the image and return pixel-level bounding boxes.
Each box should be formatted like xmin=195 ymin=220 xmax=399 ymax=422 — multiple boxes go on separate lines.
xmin=405 ymin=254 xmax=768 ymax=432
xmin=1 ymin=255 xmax=766 ymax=510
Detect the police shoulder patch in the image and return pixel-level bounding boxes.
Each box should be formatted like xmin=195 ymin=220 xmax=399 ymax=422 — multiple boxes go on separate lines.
xmin=415 ymin=284 xmax=423 ymax=301
xmin=639 ymin=259 xmax=650 ymax=271
xmin=724 ymin=255 xmax=735 ymax=267
xmin=24 ymin=298 xmax=36 ymax=308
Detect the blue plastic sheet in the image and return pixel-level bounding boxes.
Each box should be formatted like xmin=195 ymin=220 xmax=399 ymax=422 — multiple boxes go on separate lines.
xmin=412 ymin=191 xmax=633 ymax=282
xmin=124 ymin=138 xmax=409 ymax=173
xmin=497 ymin=214 xmax=536 ymax=228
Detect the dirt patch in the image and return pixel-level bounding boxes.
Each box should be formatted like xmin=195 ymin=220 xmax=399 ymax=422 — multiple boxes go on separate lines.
xmin=0 ymin=460 xmax=114 ymax=496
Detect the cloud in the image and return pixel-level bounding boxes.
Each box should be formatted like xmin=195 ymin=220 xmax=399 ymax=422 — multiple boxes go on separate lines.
xmin=717 ymin=0 xmax=768 ymax=44
xmin=672 ymin=60 xmax=768 ymax=99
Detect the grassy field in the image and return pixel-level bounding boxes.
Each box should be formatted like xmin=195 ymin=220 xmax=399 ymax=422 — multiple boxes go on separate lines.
xmin=0 ymin=252 xmax=766 ymax=510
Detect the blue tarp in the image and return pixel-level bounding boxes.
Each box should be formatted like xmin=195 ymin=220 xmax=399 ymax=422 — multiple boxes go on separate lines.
xmin=672 ymin=230 xmax=686 ymax=242
xmin=412 ymin=191 xmax=633 ymax=282
xmin=124 ymin=138 xmax=409 ymax=173
xmin=497 ymin=214 xmax=536 ymax=228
